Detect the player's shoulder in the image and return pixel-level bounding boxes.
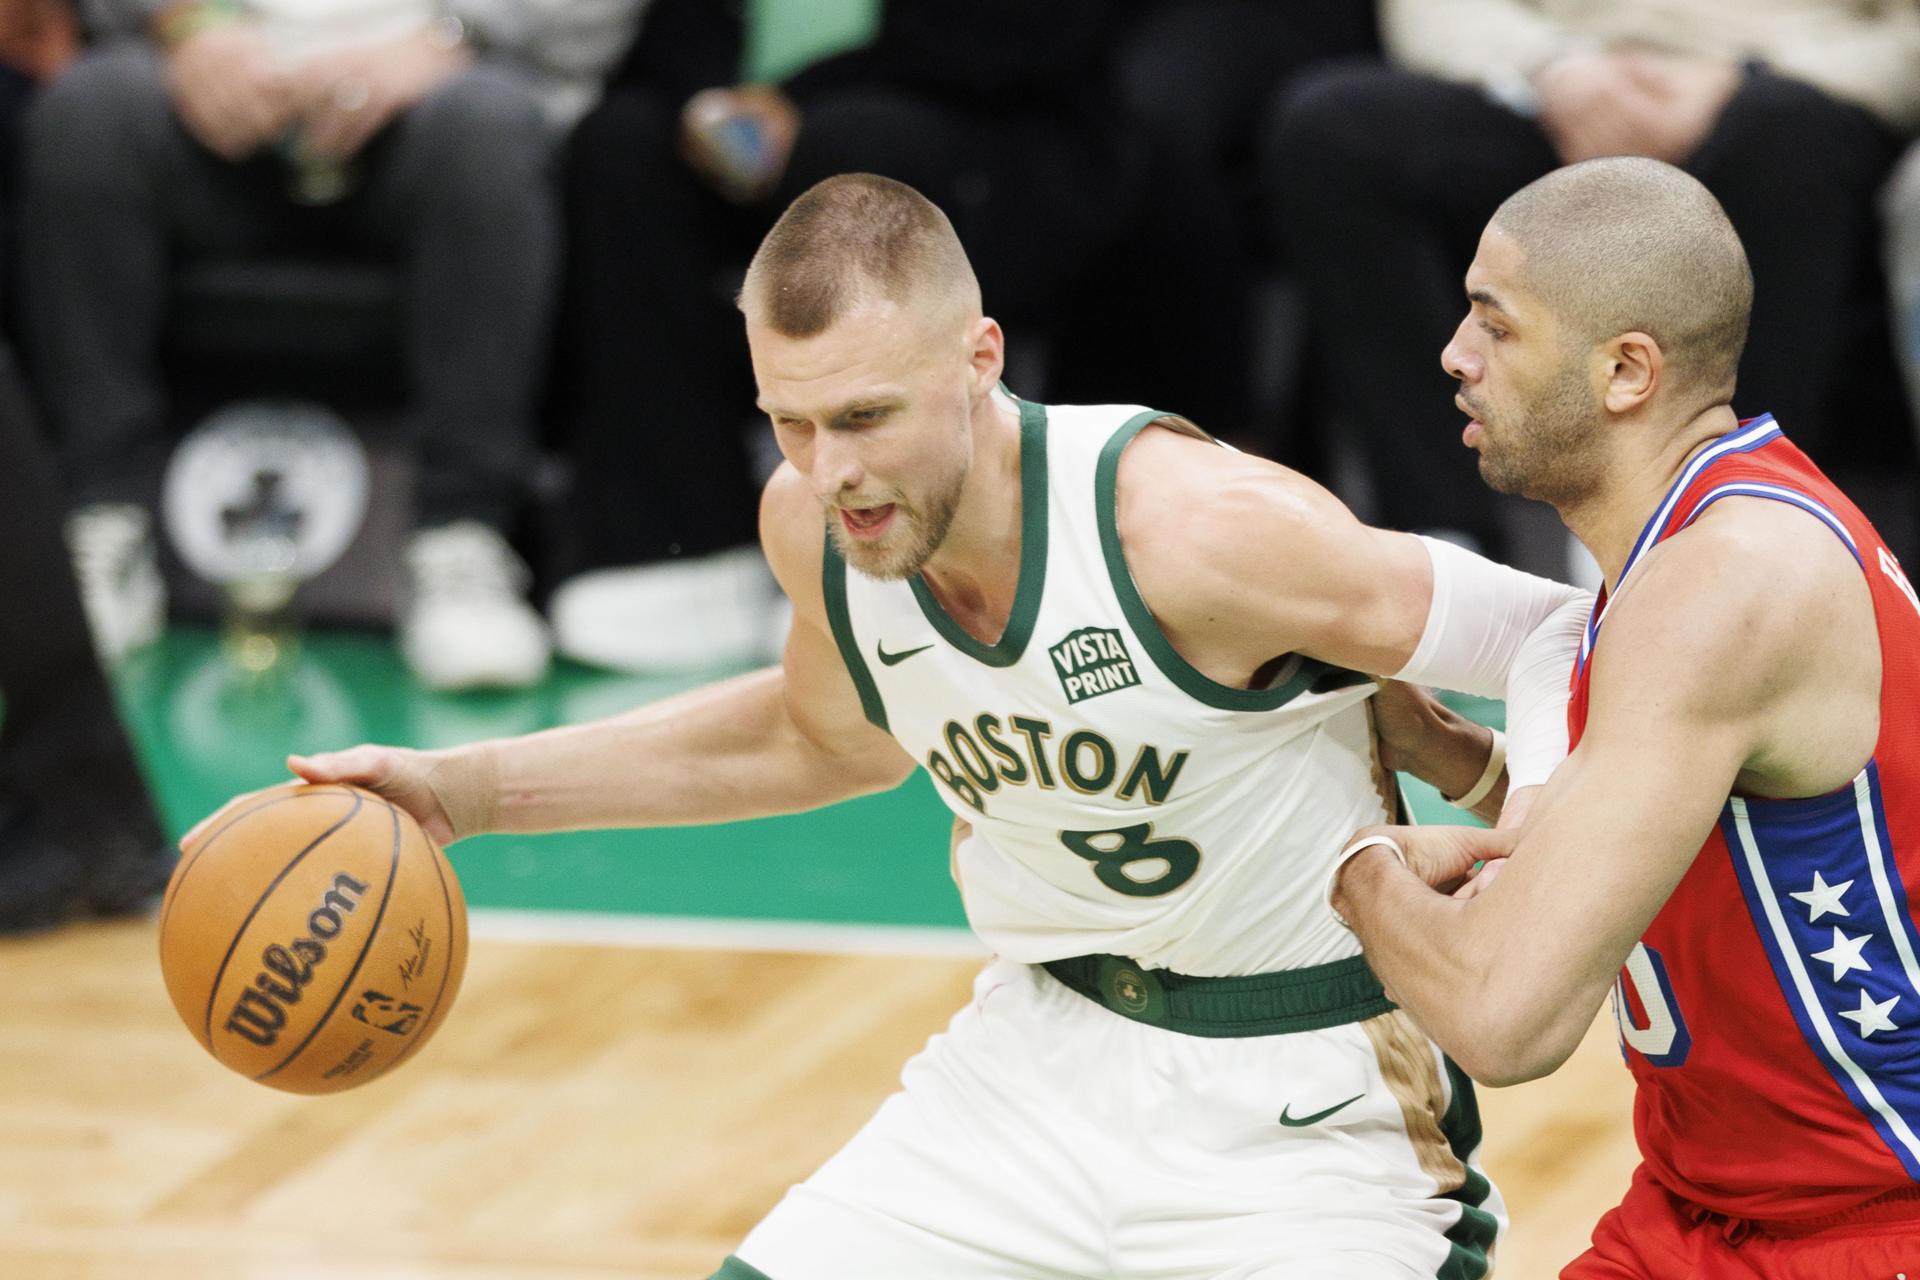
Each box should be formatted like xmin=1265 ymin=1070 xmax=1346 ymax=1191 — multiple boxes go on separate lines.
xmin=760 ymin=462 xmax=827 ymax=613
xmin=1633 ymin=492 xmax=1861 ymax=620
xmin=1113 ymin=422 xmax=1350 ymax=569
xmin=1600 ymin=496 xmax=1861 ymax=703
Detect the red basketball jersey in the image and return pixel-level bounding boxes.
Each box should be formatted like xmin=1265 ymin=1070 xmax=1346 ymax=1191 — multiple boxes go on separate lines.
xmin=1570 ymin=415 xmax=1920 ymax=1221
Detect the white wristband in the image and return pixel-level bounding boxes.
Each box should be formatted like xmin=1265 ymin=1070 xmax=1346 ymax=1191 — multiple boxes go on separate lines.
xmin=1448 ymin=728 xmax=1506 ymax=811
xmin=1326 ymin=834 xmax=1408 ymax=930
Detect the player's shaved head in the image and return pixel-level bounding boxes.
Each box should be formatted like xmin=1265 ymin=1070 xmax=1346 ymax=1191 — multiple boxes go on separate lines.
xmin=1492 ymin=157 xmax=1752 ymax=402
xmin=740 ymin=173 xmax=982 ymax=339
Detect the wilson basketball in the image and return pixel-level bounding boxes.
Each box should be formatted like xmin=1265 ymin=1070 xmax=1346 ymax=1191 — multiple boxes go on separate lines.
xmin=159 ymin=783 xmax=468 ymax=1094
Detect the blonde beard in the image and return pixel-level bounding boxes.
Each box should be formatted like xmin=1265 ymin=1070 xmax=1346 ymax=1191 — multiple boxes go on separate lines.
xmin=828 ymin=465 xmax=966 ymax=581
xmin=829 ymin=503 xmax=945 ymax=581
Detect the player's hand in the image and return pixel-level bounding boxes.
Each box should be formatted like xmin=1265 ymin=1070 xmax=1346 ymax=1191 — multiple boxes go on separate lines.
xmin=1618 ymin=51 xmax=1741 ymax=164
xmin=1450 ymin=854 xmax=1507 ymax=901
xmin=1370 ymin=680 xmax=1445 ymax=775
xmin=288 ymin=745 xmax=464 ymax=845
xmin=1371 ymin=680 xmax=1501 ymax=812
xmin=1346 ymin=822 xmax=1520 ymax=895
xmin=679 ymin=84 xmax=801 ymax=203
xmin=1536 ymin=51 xmax=1671 ymax=165
xmin=293 ymin=30 xmax=472 ymax=161
xmin=163 ymin=20 xmax=295 ymax=160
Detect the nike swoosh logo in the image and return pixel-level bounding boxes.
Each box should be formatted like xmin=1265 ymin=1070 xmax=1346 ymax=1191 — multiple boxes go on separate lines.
xmin=876 ymin=641 xmax=934 ymax=667
xmin=1278 ymin=1093 xmax=1364 ymax=1128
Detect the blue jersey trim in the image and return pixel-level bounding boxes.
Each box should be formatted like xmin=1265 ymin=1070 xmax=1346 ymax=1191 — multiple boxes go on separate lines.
xmin=1580 ymin=416 xmax=1780 ymax=675
xmin=1679 ymin=482 xmax=1862 ymax=566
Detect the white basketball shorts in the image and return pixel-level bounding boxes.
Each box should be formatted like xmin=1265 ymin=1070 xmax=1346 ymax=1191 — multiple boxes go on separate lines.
xmin=727 ymin=955 xmax=1505 ymax=1279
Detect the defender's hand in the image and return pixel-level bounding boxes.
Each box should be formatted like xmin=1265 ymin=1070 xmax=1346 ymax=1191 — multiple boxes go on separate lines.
xmin=1343 ymin=822 xmax=1519 ymax=896
xmin=1371 ymin=680 xmax=1456 ymax=775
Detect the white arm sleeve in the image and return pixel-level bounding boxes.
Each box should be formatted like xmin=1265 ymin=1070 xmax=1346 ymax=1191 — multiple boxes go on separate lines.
xmin=1392 ymin=535 xmax=1594 ymax=790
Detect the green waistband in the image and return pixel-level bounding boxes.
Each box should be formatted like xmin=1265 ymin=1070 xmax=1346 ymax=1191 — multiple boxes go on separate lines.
xmin=1040 ymin=952 xmax=1394 ymax=1038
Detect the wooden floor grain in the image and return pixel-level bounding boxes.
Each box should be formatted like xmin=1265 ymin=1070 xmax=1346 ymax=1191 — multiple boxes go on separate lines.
xmin=0 ymin=918 xmax=1635 ymax=1278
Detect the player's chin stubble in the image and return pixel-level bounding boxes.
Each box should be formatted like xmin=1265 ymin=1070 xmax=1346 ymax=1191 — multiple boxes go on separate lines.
xmin=829 ymin=500 xmax=945 ymax=581
xmin=1476 ymin=372 xmax=1604 ymax=507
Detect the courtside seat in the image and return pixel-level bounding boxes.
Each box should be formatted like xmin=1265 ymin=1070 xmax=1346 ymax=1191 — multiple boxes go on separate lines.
xmin=171 ymin=256 xmax=401 ymax=369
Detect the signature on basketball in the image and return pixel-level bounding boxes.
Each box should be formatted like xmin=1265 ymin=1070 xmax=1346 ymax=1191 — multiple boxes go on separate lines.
xmin=398 ymin=920 xmax=432 ymax=990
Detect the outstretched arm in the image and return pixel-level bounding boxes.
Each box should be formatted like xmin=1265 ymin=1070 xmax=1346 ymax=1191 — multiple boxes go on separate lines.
xmin=188 ymin=468 xmax=913 ymax=848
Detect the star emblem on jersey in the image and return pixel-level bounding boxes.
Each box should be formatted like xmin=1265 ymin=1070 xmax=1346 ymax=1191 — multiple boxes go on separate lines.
xmin=1049 ymin=626 xmax=1140 ymax=705
xmin=1838 ymin=990 xmax=1900 ymax=1038
xmin=1789 ymin=870 xmax=1853 ymax=922
xmin=1811 ymin=928 xmax=1874 ymax=981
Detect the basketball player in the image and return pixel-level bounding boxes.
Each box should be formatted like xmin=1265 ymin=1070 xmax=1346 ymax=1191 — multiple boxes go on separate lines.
xmin=1331 ymin=157 xmax=1920 ymax=1277
xmin=206 ymin=174 xmax=1595 ymax=1278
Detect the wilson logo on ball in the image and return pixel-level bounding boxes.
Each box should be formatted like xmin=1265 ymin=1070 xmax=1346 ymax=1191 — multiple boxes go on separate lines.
xmin=222 ymin=872 xmax=369 ymax=1047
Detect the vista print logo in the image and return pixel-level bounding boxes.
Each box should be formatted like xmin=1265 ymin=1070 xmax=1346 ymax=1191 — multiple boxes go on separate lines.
xmin=1050 ymin=627 xmax=1140 ymax=705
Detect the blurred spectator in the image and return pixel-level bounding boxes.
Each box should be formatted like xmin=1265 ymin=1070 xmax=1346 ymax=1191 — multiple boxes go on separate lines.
xmin=1883 ymin=143 xmax=1920 ymax=459
xmin=1265 ymin=0 xmax=1919 ymax=560
xmin=0 ymin=0 xmax=169 ymax=934
xmin=18 ymin=0 xmax=642 ymax=689
xmin=0 ymin=0 xmax=76 ymax=284
xmin=0 ymin=331 xmax=173 ymax=932
xmin=546 ymin=0 xmax=1251 ymax=672
xmin=1111 ymin=0 xmax=1378 ymax=464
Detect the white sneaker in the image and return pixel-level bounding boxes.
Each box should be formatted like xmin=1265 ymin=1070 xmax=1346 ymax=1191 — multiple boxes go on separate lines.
xmin=400 ymin=521 xmax=551 ymax=690
xmin=65 ymin=503 xmax=166 ymax=663
xmin=550 ymin=544 xmax=780 ymax=673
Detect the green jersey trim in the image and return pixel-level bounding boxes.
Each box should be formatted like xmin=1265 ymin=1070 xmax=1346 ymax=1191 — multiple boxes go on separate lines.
xmin=907 ymin=398 xmax=1049 ymax=667
xmin=822 ymin=536 xmax=889 ymax=732
xmin=1094 ymin=411 xmax=1352 ymax=711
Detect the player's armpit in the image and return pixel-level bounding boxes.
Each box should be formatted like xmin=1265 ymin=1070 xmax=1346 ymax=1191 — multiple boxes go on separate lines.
xmin=778 ymin=609 xmax=917 ymax=794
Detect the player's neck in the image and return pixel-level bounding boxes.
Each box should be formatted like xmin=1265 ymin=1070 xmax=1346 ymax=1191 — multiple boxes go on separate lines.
xmin=918 ymin=391 xmax=1026 ymax=638
xmin=1561 ymin=404 xmax=1741 ymax=590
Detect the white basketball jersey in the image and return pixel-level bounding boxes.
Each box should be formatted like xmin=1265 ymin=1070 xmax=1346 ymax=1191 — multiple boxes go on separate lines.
xmin=825 ymin=398 xmax=1396 ymax=976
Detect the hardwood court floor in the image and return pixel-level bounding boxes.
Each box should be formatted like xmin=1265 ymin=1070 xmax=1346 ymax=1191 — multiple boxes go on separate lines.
xmin=1 ymin=918 xmax=1636 ymax=1279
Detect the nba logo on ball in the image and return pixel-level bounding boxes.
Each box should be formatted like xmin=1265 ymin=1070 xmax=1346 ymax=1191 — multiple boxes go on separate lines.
xmin=160 ymin=784 xmax=468 ymax=1094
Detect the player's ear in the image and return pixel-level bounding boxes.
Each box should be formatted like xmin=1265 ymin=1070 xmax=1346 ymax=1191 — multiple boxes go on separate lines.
xmin=967 ymin=316 xmax=1004 ymax=397
xmin=1601 ymin=332 xmax=1660 ymax=414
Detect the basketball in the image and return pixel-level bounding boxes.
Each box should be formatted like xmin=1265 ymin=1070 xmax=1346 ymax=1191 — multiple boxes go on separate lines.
xmin=159 ymin=783 xmax=468 ymax=1094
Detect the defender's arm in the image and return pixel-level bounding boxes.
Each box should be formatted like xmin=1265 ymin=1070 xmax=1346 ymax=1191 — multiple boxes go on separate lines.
xmin=1332 ymin=520 xmax=1834 ymax=1084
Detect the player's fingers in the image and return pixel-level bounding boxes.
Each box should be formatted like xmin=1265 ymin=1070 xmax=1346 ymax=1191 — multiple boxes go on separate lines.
xmin=1451 ymin=857 xmax=1508 ymax=900
xmin=325 ymin=96 xmax=393 ymax=160
xmin=288 ymin=746 xmax=399 ymax=788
